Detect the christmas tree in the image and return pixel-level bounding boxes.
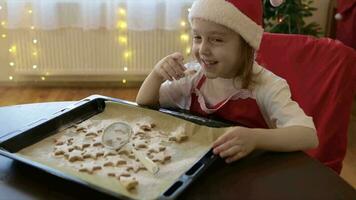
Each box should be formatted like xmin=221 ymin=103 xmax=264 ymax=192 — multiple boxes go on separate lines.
xmin=263 ymin=0 xmax=323 ymax=37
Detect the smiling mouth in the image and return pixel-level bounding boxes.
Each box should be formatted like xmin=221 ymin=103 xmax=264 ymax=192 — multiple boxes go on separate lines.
xmin=201 ymin=59 xmax=218 ymax=68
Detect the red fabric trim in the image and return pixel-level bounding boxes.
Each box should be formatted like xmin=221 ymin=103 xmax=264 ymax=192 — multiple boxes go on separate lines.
xmin=190 ymin=93 xmax=268 ymax=128
xmin=190 ymin=74 xmax=268 ymax=128
xmin=195 ymin=75 xmax=233 ymax=110
xmin=196 ymin=75 xmax=206 ymax=90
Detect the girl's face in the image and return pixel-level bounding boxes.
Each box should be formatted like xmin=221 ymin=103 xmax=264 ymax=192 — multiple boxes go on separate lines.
xmin=191 ymin=18 xmax=243 ymax=79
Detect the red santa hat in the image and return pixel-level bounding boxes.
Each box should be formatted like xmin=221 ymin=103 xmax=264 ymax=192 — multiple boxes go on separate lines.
xmin=188 ymin=0 xmax=264 ymax=50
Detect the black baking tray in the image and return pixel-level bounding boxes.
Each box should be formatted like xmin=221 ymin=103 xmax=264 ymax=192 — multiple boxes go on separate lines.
xmin=0 ymin=95 xmax=233 ymax=200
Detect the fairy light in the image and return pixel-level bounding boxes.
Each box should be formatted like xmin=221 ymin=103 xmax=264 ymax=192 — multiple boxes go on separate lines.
xmin=41 ymin=76 xmax=45 ymax=81
xmin=28 ymin=9 xmax=33 ymax=14
xmin=117 ymin=21 xmax=127 ymax=29
xmin=124 ymin=51 xmax=131 ymax=59
xmin=187 ymin=8 xmax=191 ymax=12
xmin=32 ymin=51 xmax=38 ymax=56
xmin=118 ymin=8 xmax=126 ymax=16
xmin=180 ymin=21 xmax=186 ymax=27
xmin=186 ymin=47 xmax=191 ymax=54
xmin=118 ymin=36 xmax=127 ymax=44
xmin=0 ymin=6 xmax=2 ymax=10
xmin=116 ymin=7 xmax=129 ymax=81
xmin=1 ymin=21 xmax=6 ymax=27
xmin=9 ymin=76 xmax=13 ymax=80
xmin=180 ymin=34 xmax=189 ymax=42
xmin=32 ymin=65 xmax=37 ymax=69
xmin=30 ymin=26 xmax=35 ymax=30
xmin=45 ymin=72 xmax=50 ymax=76
xmin=9 ymin=62 xmax=15 ymax=66
xmin=1 ymin=34 xmax=6 ymax=38
xmin=9 ymin=45 xmax=16 ymax=53
xmin=32 ymin=39 xmax=38 ymax=44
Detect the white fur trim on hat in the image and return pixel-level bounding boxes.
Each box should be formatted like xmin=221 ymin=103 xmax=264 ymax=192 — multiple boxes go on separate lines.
xmin=188 ymin=0 xmax=264 ymax=50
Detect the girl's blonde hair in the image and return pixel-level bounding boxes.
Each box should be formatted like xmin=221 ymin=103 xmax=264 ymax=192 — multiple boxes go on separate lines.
xmin=234 ymin=36 xmax=258 ymax=90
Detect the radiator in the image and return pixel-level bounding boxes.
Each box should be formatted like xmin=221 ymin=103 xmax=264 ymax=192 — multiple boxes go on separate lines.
xmin=9 ymin=29 xmax=190 ymax=77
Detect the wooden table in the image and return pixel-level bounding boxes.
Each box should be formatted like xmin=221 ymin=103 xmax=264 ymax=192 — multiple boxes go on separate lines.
xmin=0 ymin=102 xmax=355 ymax=200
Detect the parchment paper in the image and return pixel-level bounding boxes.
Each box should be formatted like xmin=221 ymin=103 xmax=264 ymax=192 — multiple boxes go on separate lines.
xmin=17 ymin=101 xmax=229 ymax=200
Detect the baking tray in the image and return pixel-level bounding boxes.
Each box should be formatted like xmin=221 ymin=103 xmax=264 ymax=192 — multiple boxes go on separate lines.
xmin=0 ymin=95 xmax=233 ymax=200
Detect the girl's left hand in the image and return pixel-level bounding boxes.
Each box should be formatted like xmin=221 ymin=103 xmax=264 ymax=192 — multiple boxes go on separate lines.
xmin=212 ymin=126 xmax=257 ymax=163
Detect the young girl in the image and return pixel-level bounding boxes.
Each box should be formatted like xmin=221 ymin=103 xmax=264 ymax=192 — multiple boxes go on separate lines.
xmin=136 ymin=0 xmax=318 ymax=163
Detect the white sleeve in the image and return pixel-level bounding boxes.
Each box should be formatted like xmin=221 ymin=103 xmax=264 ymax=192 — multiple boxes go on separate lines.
xmin=159 ymin=77 xmax=193 ymax=109
xmin=258 ymin=78 xmax=316 ymax=130
xmin=158 ymin=62 xmax=201 ymax=109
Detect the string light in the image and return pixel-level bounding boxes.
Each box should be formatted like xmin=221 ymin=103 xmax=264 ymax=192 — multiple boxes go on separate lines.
xmin=118 ymin=8 xmax=126 ymax=16
xmin=117 ymin=7 xmax=129 ymax=81
xmin=118 ymin=36 xmax=127 ymax=44
xmin=2 ymin=4 xmax=193 ymax=84
xmin=180 ymin=34 xmax=189 ymax=42
xmin=9 ymin=45 xmax=16 ymax=53
xmin=117 ymin=21 xmax=127 ymax=29
xmin=186 ymin=47 xmax=191 ymax=54
xmin=124 ymin=51 xmax=131 ymax=59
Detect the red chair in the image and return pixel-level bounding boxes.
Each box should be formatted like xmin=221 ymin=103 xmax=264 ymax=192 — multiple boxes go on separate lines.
xmin=256 ymin=32 xmax=356 ymax=173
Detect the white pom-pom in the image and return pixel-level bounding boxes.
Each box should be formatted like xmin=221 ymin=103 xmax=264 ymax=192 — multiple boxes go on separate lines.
xmin=270 ymin=0 xmax=284 ymax=7
xmin=334 ymin=13 xmax=343 ymax=20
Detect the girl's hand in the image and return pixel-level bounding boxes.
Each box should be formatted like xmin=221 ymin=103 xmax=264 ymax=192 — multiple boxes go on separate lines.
xmin=212 ymin=127 xmax=257 ymax=163
xmin=153 ymin=52 xmax=187 ymax=81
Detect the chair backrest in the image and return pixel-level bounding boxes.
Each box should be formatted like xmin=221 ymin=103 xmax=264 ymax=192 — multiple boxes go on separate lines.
xmin=256 ymin=32 xmax=356 ymax=173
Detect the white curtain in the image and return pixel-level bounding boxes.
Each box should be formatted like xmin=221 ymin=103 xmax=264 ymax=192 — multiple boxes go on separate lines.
xmin=5 ymin=0 xmax=194 ymax=30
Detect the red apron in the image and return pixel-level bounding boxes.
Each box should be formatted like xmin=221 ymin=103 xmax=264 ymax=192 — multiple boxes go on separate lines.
xmin=189 ymin=75 xmax=269 ymax=128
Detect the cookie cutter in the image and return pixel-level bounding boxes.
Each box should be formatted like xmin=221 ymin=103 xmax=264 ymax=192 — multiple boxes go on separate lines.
xmin=102 ymin=122 xmax=159 ymax=174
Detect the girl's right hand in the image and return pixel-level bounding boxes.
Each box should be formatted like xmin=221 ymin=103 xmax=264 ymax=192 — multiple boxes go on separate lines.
xmin=153 ymin=52 xmax=187 ymax=81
